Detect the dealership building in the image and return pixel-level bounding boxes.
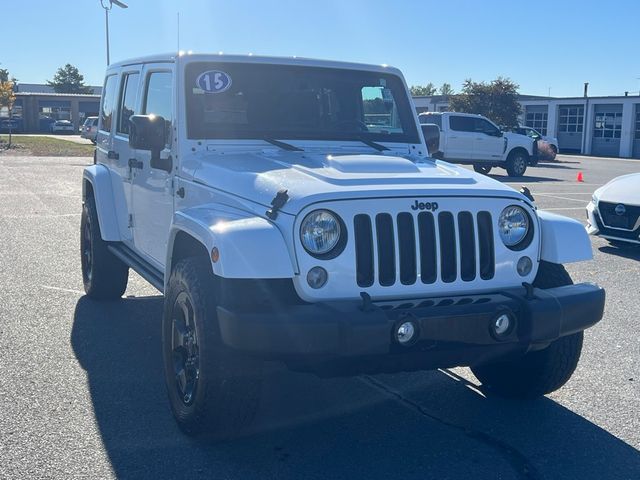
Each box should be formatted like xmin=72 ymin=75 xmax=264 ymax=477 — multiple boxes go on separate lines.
xmin=413 ymin=94 xmax=640 ymax=158
xmin=1 ymin=83 xmax=102 ymax=133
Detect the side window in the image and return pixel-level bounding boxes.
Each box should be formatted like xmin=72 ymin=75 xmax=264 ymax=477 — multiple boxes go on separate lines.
xmin=449 ymin=115 xmax=474 ymax=132
xmin=143 ymin=71 xmax=173 ymax=145
xmin=117 ymin=72 xmax=140 ymax=136
xmin=475 ymin=118 xmax=499 ymax=135
xmin=100 ymin=75 xmax=118 ymax=132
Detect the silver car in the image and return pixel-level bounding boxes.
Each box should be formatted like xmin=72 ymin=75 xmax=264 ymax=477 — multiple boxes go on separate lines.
xmin=80 ymin=116 xmax=99 ymax=143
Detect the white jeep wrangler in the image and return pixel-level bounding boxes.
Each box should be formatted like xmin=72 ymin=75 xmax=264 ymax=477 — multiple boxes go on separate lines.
xmin=82 ymin=53 xmax=605 ymax=436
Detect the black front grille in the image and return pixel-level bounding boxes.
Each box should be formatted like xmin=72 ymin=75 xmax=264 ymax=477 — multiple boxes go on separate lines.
xmin=598 ymin=201 xmax=640 ymax=230
xmin=594 ymin=212 xmax=640 ymax=241
xmin=354 ymin=210 xmax=495 ymax=287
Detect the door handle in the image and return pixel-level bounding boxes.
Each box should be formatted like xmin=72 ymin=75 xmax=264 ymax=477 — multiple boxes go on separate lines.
xmin=107 ymin=150 xmax=119 ymax=160
xmin=128 ymin=158 xmax=144 ymax=169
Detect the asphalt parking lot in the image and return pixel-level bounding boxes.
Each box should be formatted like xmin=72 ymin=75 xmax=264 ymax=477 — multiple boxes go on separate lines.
xmin=0 ymin=153 xmax=638 ymax=479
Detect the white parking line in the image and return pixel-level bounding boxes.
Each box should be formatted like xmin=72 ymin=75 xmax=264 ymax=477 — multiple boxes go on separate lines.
xmin=533 ymin=193 xmax=587 ymax=203
xmin=506 ymin=183 xmax=601 ymax=187
xmin=532 ymin=192 xmax=593 ymax=195
xmin=41 ymin=285 xmax=84 ymax=295
xmin=0 ymin=213 xmax=79 ymax=218
xmin=540 ymin=207 xmax=586 ymax=211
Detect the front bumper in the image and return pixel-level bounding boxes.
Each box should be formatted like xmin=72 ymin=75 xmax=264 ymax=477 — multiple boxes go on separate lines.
xmin=587 ymin=201 xmax=640 ymax=244
xmin=217 ymin=283 xmax=605 ymax=375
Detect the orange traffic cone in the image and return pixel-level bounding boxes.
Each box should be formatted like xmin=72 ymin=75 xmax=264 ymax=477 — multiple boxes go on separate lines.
xmin=577 ymin=171 xmax=584 ymax=182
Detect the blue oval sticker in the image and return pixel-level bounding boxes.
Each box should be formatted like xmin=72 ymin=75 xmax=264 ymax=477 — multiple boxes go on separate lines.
xmin=196 ymin=70 xmax=232 ymax=94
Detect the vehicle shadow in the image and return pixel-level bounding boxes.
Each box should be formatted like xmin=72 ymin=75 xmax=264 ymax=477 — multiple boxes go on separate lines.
xmin=598 ymin=244 xmax=640 ymax=260
xmin=487 ymin=173 xmax=563 ymax=183
xmin=535 ymin=162 xmax=578 ymax=169
xmin=71 ymin=296 xmax=640 ymax=480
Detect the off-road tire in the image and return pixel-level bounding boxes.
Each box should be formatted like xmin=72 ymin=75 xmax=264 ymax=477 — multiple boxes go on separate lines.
xmin=81 ymin=196 xmax=128 ymax=299
xmin=473 ymin=165 xmax=492 ymax=175
xmin=505 ymin=150 xmax=528 ymax=177
xmin=471 ymin=261 xmax=583 ymax=398
xmin=162 ymin=258 xmax=263 ymax=437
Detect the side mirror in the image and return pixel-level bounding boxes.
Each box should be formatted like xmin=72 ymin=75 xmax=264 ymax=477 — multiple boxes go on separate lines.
xmin=129 ymin=114 xmax=172 ymax=172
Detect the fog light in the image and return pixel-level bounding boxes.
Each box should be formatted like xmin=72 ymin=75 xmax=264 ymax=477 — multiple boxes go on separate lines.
xmin=517 ymin=256 xmax=533 ymax=277
xmin=307 ymin=266 xmax=328 ymax=289
xmin=396 ymin=321 xmax=417 ymax=345
xmin=491 ymin=313 xmax=513 ymax=339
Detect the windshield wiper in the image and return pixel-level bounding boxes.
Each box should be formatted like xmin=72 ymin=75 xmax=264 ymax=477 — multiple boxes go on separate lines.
xmin=356 ymin=138 xmax=389 ymax=152
xmin=263 ymin=138 xmax=304 ymax=152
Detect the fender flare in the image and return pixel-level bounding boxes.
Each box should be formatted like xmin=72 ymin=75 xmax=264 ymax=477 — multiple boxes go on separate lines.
xmin=82 ymin=165 xmax=121 ymax=241
xmin=538 ymin=210 xmax=593 ymax=264
xmin=166 ymin=204 xmax=296 ymax=286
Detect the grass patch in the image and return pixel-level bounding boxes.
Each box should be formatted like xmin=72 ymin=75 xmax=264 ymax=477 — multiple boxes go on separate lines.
xmin=0 ymin=135 xmax=95 ymax=157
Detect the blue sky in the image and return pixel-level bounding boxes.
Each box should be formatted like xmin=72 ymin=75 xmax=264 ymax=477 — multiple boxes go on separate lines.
xmin=3 ymin=0 xmax=640 ymax=97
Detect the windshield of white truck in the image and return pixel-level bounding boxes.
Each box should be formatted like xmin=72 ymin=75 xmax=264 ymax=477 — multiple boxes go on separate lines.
xmin=185 ymin=62 xmax=420 ymax=144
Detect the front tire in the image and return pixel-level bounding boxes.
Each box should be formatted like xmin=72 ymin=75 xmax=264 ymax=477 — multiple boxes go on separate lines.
xmin=471 ymin=262 xmax=584 ymax=398
xmin=505 ymin=151 xmax=528 ymax=177
xmin=162 ymin=258 xmax=263 ymax=437
xmin=81 ymin=196 xmax=129 ymax=299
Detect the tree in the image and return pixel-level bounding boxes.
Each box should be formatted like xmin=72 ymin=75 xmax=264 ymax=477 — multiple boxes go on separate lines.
xmin=449 ymin=77 xmax=521 ymax=127
xmin=0 ymin=78 xmax=16 ymax=147
xmin=0 ymin=68 xmax=9 ymax=83
xmin=47 ymin=64 xmax=93 ymax=94
xmin=410 ymin=83 xmax=437 ymax=96
xmin=439 ymin=83 xmax=454 ymax=96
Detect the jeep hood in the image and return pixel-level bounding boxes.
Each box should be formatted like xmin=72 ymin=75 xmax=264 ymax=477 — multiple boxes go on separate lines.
xmin=190 ymin=151 xmax=526 ymax=214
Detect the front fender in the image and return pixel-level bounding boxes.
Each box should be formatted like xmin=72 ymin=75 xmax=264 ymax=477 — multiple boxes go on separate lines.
xmin=167 ymin=204 xmax=296 ymax=282
xmin=538 ymin=210 xmax=593 ymax=264
xmin=82 ymin=165 xmax=121 ymax=241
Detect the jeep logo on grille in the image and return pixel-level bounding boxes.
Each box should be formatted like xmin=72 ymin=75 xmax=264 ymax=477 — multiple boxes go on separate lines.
xmin=411 ymin=200 xmax=439 ymax=211
xmin=615 ymin=204 xmax=626 ymax=216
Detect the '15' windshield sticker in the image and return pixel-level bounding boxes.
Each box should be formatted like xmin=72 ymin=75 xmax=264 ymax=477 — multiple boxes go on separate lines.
xmin=195 ymin=71 xmax=232 ymax=94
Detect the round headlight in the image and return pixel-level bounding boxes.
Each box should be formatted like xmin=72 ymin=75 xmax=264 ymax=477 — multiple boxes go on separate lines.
xmin=300 ymin=210 xmax=341 ymax=256
xmin=498 ymin=206 xmax=530 ymax=247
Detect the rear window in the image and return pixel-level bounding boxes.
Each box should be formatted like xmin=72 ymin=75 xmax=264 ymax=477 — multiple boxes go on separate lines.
xmin=419 ymin=113 xmax=442 ymax=128
xmin=100 ymin=75 xmax=118 ymax=132
xmin=449 ymin=115 xmax=475 ymax=132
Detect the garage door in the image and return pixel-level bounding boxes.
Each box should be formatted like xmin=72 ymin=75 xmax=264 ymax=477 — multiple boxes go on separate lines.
xmin=633 ymin=106 xmax=640 ymax=158
xmin=592 ymin=104 xmax=622 ymax=157
xmin=557 ymin=105 xmax=584 ymax=152
xmin=525 ymin=105 xmax=548 ymax=135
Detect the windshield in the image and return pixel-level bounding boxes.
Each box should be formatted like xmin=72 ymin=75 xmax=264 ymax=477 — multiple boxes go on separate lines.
xmin=185 ymin=62 xmax=420 ymax=143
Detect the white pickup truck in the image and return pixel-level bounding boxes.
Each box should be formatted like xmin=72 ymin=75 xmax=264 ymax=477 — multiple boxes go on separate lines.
xmin=419 ymin=112 xmax=538 ymax=177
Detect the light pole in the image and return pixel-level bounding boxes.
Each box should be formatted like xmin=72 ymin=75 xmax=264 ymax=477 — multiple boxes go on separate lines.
xmin=100 ymin=0 xmax=128 ymax=65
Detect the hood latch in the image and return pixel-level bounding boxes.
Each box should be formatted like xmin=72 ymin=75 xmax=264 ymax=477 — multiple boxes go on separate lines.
xmin=266 ymin=189 xmax=289 ymax=220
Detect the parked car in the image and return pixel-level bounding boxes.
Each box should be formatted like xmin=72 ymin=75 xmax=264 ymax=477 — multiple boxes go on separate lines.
xmin=419 ymin=112 xmax=538 ymax=177
xmin=50 ymin=120 xmax=75 ymax=134
xmin=82 ymin=53 xmax=604 ymax=437
xmin=509 ymin=126 xmax=558 ymax=162
xmin=80 ymin=116 xmax=99 ymax=143
xmin=0 ymin=119 xmax=20 ymax=133
xmin=587 ymin=172 xmax=640 ymax=246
